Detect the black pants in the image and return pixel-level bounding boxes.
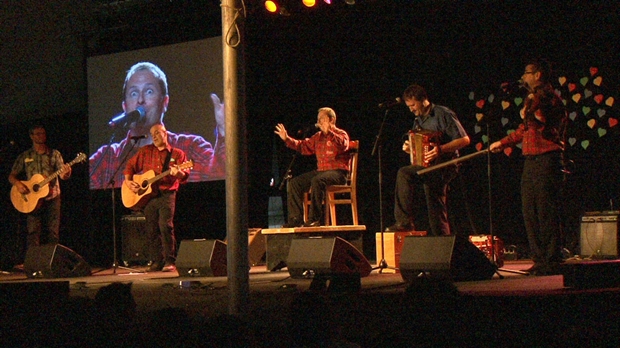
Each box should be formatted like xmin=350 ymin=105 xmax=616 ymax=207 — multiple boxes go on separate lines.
xmin=287 ymin=170 xmax=347 ymax=223
xmin=521 ymin=151 xmax=564 ymax=266
xmin=143 ymin=191 xmax=177 ymax=263
xmin=393 ymin=165 xmax=457 ymax=236
xmin=26 ymin=196 xmax=61 ymax=247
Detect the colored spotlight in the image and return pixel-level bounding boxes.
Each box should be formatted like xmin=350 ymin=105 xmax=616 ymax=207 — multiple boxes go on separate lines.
xmin=265 ymin=0 xmax=278 ymax=13
xmin=303 ymin=0 xmax=316 ymax=7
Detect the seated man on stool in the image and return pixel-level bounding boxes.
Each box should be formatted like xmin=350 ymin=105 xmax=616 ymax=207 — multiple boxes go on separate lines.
xmin=386 ymin=84 xmax=470 ymax=236
xmin=275 ymin=107 xmax=350 ymax=227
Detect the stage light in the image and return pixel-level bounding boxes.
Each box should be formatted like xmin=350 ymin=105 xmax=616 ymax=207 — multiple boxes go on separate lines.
xmin=302 ymin=0 xmax=316 ymax=7
xmin=265 ymin=0 xmax=278 ymax=13
xmin=324 ymin=0 xmax=331 ymax=4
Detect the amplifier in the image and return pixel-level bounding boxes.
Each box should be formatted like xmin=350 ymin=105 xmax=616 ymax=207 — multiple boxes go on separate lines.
xmin=580 ymin=211 xmax=619 ymax=259
xmin=121 ymin=213 xmax=152 ymax=265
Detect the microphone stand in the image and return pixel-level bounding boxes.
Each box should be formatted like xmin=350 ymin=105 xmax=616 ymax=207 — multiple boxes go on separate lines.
xmin=92 ymin=136 xmax=144 ymax=274
xmin=371 ymin=107 xmax=395 ymax=272
xmin=485 ymin=123 xmax=528 ymax=277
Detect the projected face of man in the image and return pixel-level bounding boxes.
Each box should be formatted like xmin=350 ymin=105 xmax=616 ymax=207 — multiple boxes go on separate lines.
xmin=123 ymin=69 xmax=169 ymax=136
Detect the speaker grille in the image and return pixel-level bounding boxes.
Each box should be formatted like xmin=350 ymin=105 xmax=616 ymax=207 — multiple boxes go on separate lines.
xmin=580 ymin=214 xmax=619 ymax=259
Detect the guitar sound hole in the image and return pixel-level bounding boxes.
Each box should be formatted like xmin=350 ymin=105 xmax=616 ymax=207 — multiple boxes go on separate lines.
xmin=33 ymin=184 xmax=40 ymax=192
xmin=141 ymin=181 xmax=149 ymax=189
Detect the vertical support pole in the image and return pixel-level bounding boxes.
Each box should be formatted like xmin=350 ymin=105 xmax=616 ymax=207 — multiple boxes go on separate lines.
xmin=221 ymin=0 xmax=249 ymax=316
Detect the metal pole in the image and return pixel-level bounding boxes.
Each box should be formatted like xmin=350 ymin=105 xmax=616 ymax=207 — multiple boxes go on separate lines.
xmin=221 ymin=0 xmax=249 ymax=316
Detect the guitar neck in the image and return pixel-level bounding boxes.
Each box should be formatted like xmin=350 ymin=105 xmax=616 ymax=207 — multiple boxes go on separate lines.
xmin=148 ymin=169 xmax=173 ymax=185
xmin=38 ymin=157 xmax=80 ymax=186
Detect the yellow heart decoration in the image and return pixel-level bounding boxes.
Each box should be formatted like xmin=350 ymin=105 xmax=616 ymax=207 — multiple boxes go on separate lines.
xmin=587 ymin=119 xmax=596 ymax=129
xmin=593 ymin=76 xmax=603 ymax=86
xmin=558 ymin=77 xmax=567 ymax=86
xmin=606 ymin=97 xmax=615 ymax=107
xmin=572 ymin=94 xmax=582 ymax=103
xmin=476 ymin=113 xmax=484 ymax=122
xmin=501 ymin=101 xmax=510 ymax=110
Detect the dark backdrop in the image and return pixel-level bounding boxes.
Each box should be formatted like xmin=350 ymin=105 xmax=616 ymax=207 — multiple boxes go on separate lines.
xmin=1 ymin=0 xmax=619 ymax=267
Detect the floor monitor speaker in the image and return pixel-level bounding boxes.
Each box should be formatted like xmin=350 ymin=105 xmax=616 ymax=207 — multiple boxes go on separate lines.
xmin=399 ymin=235 xmax=496 ymax=282
xmin=176 ymin=239 xmax=227 ymax=277
xmin=24 ymin=244 xmax=91 ymax=278
xmin=286 ymin=237 xmax=371 ymax=279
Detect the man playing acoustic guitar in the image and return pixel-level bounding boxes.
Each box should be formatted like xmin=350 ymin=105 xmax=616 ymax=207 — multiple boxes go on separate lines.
xmin=8 ymin=125 xmax=73 ymax=251
xmin=123 ymin=123 xmax=190 ymax=272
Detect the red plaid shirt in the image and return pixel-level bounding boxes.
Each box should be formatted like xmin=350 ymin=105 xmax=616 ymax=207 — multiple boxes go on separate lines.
xmin=500 ymin=85 xmax=566 ymax=155
xmin=285 ymin=127 xmax=350 ymax=171
xmin=89 ymin=130 xmax=224 ymax=189
xmin=123 ymin=143 xmax=189 ymax=191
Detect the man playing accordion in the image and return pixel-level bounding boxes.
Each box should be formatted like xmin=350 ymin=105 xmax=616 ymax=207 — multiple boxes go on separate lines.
xmin=386 ymin=84 xmax=470 ymax=236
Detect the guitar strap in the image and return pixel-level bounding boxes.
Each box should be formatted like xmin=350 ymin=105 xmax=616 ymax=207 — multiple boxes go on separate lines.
xmin=162 ymin=149 xmax=173 ymax=171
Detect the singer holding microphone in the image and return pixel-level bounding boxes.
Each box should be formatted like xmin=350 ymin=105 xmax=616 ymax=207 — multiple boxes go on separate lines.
xmin=275 ymin=107 xmax=350 ymax=228
xmin=489 ymin=59 xmax=568 ymax=276
xmin=386 ymin=84 xmax=470 ymax=236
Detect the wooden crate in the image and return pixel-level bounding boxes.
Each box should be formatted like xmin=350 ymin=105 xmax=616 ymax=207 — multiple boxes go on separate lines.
xmin=375 ymin=231 xmax=427 ymax=273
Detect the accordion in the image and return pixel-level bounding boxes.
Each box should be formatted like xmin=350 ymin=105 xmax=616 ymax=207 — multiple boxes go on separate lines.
xmin=408 ymin=130 xmax=442 ymax=167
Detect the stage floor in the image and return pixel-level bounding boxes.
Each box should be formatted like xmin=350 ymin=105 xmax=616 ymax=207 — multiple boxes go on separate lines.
xmin=3 ymin=260 xmax=620 ymax=347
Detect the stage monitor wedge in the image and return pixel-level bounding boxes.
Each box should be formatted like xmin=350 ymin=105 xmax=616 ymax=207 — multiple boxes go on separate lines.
xmin=399 ymin=235 xmax=496 ymax=282
xmin=176 ymin=239 xmax=227 ymax=277
xmin=24 ymin=244 xmax=91 ymax=279
xmin=286 ymin=237 xmax=371 ymax=279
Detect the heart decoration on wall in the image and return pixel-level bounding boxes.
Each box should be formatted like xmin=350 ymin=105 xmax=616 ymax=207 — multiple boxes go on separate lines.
xmin=581 ymin=140 xmax=589 ymax=150
xmin=569 ymin=112 xmax=577 ymax=121
xmin=593 ymin=76 xmax=602 ymax=86
xmin=594 ymin=94 xmax=604 ymax=104
xmin=589 ymin=67 xmax=598 ymax=76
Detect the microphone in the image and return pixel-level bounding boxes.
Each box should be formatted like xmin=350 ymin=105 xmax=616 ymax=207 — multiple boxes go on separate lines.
xmin=130 ymin=135 xmax=148 ymax=140
xmin=297 ymin=124 xmax=319 ymax=135
xmin=108 ymin=106 xmax=146 ymax=128
xmin=378 ymin=97 xmax=402 ymax=108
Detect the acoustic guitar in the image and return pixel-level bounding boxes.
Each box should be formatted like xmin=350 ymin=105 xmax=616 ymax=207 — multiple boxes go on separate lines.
xmin=121 ymin=160 xmax=193 ymax=210
xmin=10 ymin=153 xmax=87 ymax=213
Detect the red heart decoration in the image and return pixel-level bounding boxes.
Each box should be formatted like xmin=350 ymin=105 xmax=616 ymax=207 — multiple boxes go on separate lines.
xmin=589 ymin=67 xmax=598 ymax=76
xmin=503 ymin=147 xmax=513 ymax=156
xmin=476 ymin=142 xmax=483 ymax=151
xmin=594 ymin=94 xmax=604 ymax=104
xmin=476 ymin=100 xmax=485 ymax=109
xmin=609 ymin=118 xmax=618 ymax=128
xmin=568 ymin=83 xmax=577 ymax=92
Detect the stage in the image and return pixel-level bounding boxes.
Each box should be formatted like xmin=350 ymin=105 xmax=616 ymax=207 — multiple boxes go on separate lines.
xmin=2 ymin=259 xmax=620 ymax=347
